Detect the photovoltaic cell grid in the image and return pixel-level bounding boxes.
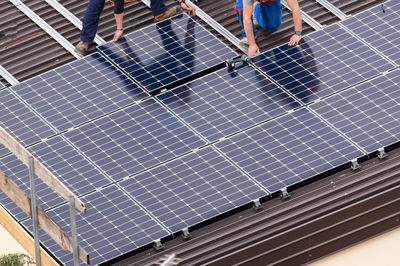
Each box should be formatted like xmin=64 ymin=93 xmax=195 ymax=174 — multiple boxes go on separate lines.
xmin=9 ymin=52 xmax=148 ymax=133
xmin=0 ymin=88 xmax=56 ymax=157
xmin=215 ymin=108 xmax=364 ymax=193
xmin=0 ymin=82 xmax=5 ymax=89
xmin=157 ymin=65 xmax=301 ymax=143
xmin=251 ymin=23 xmax=395 ymax=105
xmin=310 ymin=69 xmax=400 ymax=153
xmin=64 ymin=98 xmax=206 ymax=181
xmin=22 ymin=185 xmax=170 ymax=266
xmin=98 ymin=13 xmax=237 ymax=92
xmin=341 ymin=0 xmax=400 ymax=65
xmin=119 ymin=146 xmax=267 ymax=233
xmin=0 ymin=135 xmax=111 ymax=220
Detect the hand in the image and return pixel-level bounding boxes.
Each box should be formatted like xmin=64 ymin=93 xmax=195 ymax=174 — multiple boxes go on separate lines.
xmin=248 ymin=44 xmax=259 ymax=57
xmin=113 ymin=29 xmax=124 ymax=42
xmin=288 ymin=34 xmax=302 ymax=46
xmin=181 ymin=2 xmax=196 ymax=16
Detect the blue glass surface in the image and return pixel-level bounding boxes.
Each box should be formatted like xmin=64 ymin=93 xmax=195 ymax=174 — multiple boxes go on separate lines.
xmin=0 ymin=135 xmax=111 ymax=220
xmin=98 ymin=14 xmax=237 ymax=92
xmin=341 ymin=0 xmax=400 ymax=65
xmin=310 ymin=69 xmax=400 ymax=153
xmin=252 ymin=23 xmax=394 ymax=104
xmin=21 ymin=185 xmax=169 ymax=266
xmin=0 ymin=82 xmax=5 ymax=89
xmin=10 ymin=52 xmax=147 ymax=132
xmin=0 ymin=88 xmax=56 ymax=157
xmin=157 ymin=64 xmax=300 ymax=142
xmin=215 ymin=108 xmax=364 ymax=193
xmin=119 ymin=146 xmax=267 ymax=233
xmin=64 ymin=98 xmax=206 ymax=181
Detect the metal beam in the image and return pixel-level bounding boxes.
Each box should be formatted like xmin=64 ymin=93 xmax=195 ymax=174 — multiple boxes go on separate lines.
xmin=0 ymin=65 xmax=19 ymax=86
xmin=0 ymin=126 xmax=86 ymax=213
xmin=315 ymin=0 xmax=348 ymax=20
xmin=43 ymin=0 xmax=106 ymax=45
xmin=281 ymin=0 xmax=323 ymax=30
xmin=9 ymin=0 xmax=81 ymax=58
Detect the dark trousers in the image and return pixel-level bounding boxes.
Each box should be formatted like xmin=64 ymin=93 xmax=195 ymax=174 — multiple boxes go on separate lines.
xmin=80 ymin=0 xmax=168 ymax=42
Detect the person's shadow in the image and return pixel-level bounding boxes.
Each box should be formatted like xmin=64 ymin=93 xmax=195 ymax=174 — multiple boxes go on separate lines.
xmin=110 ymin=15 xmax=196 ymax=99
xmin=253 ymin=41 xmax=320 ymax=105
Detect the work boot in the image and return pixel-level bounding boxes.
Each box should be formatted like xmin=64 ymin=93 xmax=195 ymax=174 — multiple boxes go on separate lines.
xmin=74 ymin=41 xmax=90 ymax=56
xmin=154 ymin=6 xmax=183 ymax=22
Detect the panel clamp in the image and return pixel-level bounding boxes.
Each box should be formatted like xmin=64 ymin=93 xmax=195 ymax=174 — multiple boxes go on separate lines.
xmin=226 ymin=54 xmax=249 ymax=70
xmin=280 ymin=187 xmax=291 ymax=200
xmin=351 ymin=159 xmax=361 ymax=170
xmin=253 ymin=199 xmax=262 ymax=211
xmin=154 ymin=239 xmax=164 ymax=250
xmin=378 ymin=147 xmax=388 ymax=159
xmin=181 ymin=228 xmax=192 ymax=240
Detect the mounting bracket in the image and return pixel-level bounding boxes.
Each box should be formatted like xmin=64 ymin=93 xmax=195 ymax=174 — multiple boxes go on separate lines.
xmin=154 ymin=239 xmax=164 ymax=251
xmin=253 ymin=199 xmax=262 ymax=211
xmin=280 ymin=188 xmax=291 ymax=200
xmin=378 ymin=148 xmax=388 ymax=159
xmin=181 ymin=228 xmax=192 ymax=240
xmin=351 ymin=159 xmax=361 ymax=170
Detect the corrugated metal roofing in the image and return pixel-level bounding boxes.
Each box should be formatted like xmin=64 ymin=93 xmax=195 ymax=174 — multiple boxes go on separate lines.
xmin=0 ymin=0 xmax=396 ymax=264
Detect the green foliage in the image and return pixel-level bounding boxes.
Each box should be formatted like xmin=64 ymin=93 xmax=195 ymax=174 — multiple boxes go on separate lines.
xmin=0 ymin=253 xmax=35 ymax=266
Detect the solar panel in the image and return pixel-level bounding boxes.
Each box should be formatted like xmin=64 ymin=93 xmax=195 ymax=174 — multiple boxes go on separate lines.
xmin=120 ymin=146 xmax=267 ymax=233
xmin=64 ymin=98 xmax=206 ymax=181
xmin=251 ymin=23 xmax=395 ymax=104
xmin=0 ymin=135 xmax=111 ymax=220
xmin=310 ymin=69 xmax=400 ymax=153
xmin=214 ymin=108 xmax=364 ymax=193
xmin=22 ymin=184 xmax=170 ymax=266
xmin=341 ymin=0 xmax=400 ymax=65
xmin=157 ymin=64 xmax=301 ymax=143
xmin=0 ymin=88 xmax=56 ymax=157
xmin=98 ymin=13 xmax=237 ymax=93
xmin=9 ymin=52 xmax=148 ymax=132
xmin=0 ymin=82 xmax=5 ymax=89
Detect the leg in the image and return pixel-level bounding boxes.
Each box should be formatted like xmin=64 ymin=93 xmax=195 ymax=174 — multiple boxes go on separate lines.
xmin=80 ymin=0 xmax=105 ymax=42
xmin=150 ymin=0 xmax=168 ymax=16
xmin=254 ymin=0 xmax=282 ymax=31
xmin=152 ymin=0 xmax=183 ymax=22
xmin=235 ymin=0 xmax=257 ymax=38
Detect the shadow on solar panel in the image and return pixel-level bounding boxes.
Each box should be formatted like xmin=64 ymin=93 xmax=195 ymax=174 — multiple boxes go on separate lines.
xmin=98 ymin=13 xmax=237 ymax=93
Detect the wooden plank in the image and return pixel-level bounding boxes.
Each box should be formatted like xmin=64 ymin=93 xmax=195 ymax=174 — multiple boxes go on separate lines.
xmin=0 ymin=206 xmax=59 ymax=266
xmin=0 ymin=171 xmax=90 ymax=264
xmin=0 ymin=126 xmax=86 ymax=213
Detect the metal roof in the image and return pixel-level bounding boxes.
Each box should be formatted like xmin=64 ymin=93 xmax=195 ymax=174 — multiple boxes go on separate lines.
xmin=0 ymin=0 xmax=397 ymax=265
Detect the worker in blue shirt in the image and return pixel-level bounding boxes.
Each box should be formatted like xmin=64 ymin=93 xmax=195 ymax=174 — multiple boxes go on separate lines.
xmin=235 ymin=0 xmax=302 ymax=57
xmin=75 ymin=0 xmax=195 ymax=56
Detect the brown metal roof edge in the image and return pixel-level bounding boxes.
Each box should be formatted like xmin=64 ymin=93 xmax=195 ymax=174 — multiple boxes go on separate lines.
xmin=112 ymin=145 xmax=400 ymax=266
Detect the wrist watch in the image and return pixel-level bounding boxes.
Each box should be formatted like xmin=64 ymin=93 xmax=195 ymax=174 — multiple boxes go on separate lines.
xmin=295 ymin=31 xmax=302 ymax=36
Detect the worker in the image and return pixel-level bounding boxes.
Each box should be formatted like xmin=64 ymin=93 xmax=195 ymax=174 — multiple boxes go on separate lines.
xmin=235 ymin=0 xmax=302 ymax=57
xmin=75 ymin=0 xmax=196 ymax=56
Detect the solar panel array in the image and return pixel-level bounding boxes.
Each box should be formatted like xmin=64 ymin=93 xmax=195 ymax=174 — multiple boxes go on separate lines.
xmin=251 ymin=23 xmax=395 ymax=105
xmin=310 ymin=69 xmax=400 ymax=153
xmin=98 ymin=14 xmax=237 ymax=92
xmin=341 ymin=0 xmax=400 ymax=65
xmin=157 ymin=65 xmax=301 ymax=143
xmin=0 ymin=4 xmax=399 ymax=265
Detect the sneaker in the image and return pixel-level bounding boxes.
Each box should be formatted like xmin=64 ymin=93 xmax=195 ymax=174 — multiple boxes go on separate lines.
xmin=154 ymin=6 xmax=183 ymax=22
xmin=74 ymin=41 xmax=90 ymax=56
xmin=239 ymin=37 xmax=249 ymax=47
xmin=239 ymin=36 xmax=257 ymax=47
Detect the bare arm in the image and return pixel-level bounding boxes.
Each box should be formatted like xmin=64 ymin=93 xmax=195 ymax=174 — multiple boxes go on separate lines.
xmin=243 ymin=2 xmax=259 ymax=57
xmin=286 ymin=0 xmax=302 ymax=46
xmin=113 ymin=0 xmax=124 ymax=41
